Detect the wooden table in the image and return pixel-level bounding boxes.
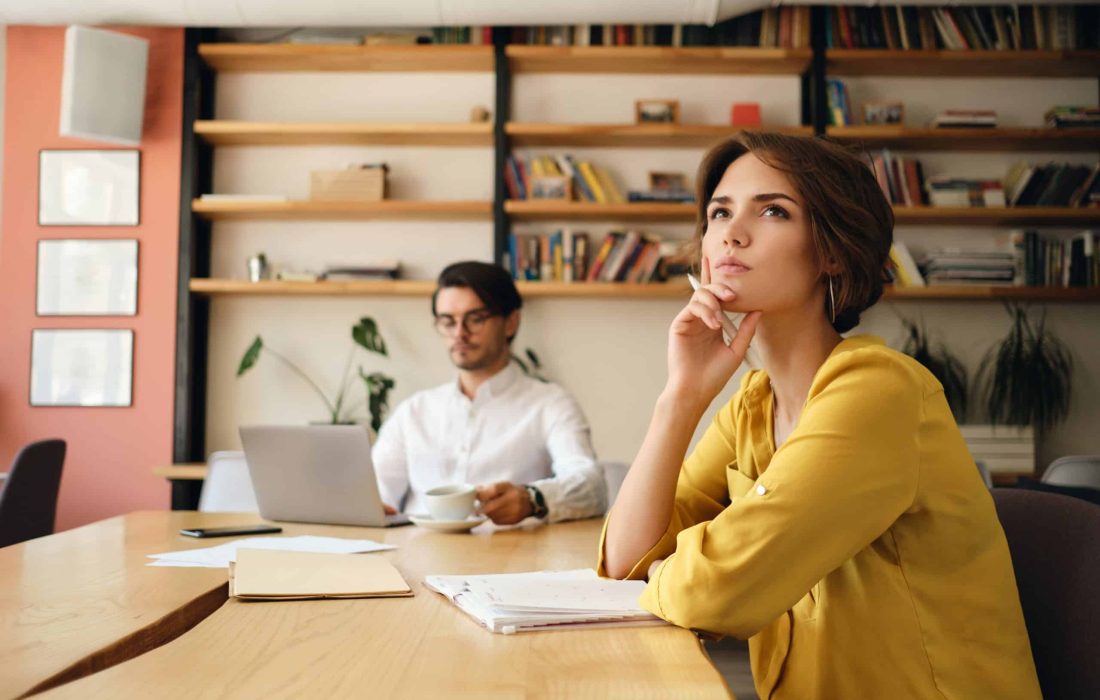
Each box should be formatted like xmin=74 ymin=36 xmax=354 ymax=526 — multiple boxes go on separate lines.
xmin=5 ymin=511 xmax=732 ymax=699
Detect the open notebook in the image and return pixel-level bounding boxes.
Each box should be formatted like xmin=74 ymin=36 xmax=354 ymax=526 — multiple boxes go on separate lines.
xmin=424 ymin=569 xmax=665 ymax=634
xmin=230 ymin=548 xmax=413 ymax=601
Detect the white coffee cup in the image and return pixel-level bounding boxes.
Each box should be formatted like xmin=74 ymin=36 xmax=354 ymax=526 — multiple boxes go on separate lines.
xmin=423 ymin=483 xmax=477 ymax=521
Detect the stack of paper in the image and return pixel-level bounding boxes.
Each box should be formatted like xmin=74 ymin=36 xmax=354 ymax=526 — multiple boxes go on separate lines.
xmin=230 ymin=549 xmax=412 ymax=601
xmin=424 ymin=569 xmax=665 ymax=634
xmin=147 ymin=535 xmax=396 ymax=568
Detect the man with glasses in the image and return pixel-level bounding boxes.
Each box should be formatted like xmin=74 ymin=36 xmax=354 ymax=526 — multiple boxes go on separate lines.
xmin=372 ymin=261 xmax=606 ymax=525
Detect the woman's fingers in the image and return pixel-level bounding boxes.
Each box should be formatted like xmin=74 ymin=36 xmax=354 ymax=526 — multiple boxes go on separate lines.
xmin=685 ymin=300 xmax=722 ymax=330
xmin=700 ymin=255 xmax=711 ymax=285
xmin=728 ymin=311 xmax=762 ymax=358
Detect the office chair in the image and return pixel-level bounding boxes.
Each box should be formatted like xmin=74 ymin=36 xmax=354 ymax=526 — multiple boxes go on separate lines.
xmin=0 ymin=439 xmax=66 ymax=548
xmin=198 ymin=451 xmax=259 ymax=512
xmin=1042 ymin=455 xmax=1100 ymax=490
xmin=992 ymin=488 xmax=1100 ymax=700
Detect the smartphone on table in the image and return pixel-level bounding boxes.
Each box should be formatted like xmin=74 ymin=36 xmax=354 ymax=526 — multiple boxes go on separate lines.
xmin=179 ymin=524 xmax=283 ymax=538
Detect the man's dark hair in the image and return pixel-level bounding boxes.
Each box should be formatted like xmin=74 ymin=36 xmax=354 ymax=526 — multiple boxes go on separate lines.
xmin=432 ymin=261 xmax=523 ymax=323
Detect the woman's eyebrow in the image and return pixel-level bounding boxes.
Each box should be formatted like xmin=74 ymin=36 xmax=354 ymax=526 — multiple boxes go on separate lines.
xmin=708 ymin=193 xmax=800 ymax=206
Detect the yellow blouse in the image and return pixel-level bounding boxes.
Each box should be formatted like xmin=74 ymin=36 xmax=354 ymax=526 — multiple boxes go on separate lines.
xmin=599 ymin=335 xmax=1041 ymax=699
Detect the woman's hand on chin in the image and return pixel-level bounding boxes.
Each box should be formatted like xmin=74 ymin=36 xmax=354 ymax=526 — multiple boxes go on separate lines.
xmin=666 ymin=256 xmax=761 ymax=407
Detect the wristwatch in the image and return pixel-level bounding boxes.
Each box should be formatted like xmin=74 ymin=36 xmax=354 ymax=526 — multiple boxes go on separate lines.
xmin=524 ymin=484 xmax=549 ymax=519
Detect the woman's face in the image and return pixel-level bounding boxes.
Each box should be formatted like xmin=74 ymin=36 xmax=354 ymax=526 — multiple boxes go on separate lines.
xmin=701 ymin=152 xmax=824 ymax=317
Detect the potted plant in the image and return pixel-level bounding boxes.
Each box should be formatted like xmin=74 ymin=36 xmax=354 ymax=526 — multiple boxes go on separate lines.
xmin=898 ymin=317 xmax=968 ymax=422
xmin=237 ymin=317 xmax=395 ymax=432
xmin=976 ymin=303 xmax=1073 ymax=434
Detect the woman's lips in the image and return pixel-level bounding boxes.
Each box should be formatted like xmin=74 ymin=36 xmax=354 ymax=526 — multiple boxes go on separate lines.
xmin=715 ymin=263 xmax=750 ymax=274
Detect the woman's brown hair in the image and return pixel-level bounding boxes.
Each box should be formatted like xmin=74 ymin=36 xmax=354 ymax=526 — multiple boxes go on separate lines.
xmin=692 ymin=131 xmax=893 ymax=333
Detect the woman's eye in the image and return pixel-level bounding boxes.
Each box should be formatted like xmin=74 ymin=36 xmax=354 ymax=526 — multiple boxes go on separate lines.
xmin=762 ymin=205 xmax=789 ymax=218
xmin=708 ymin=207 xmax=730 ymax=220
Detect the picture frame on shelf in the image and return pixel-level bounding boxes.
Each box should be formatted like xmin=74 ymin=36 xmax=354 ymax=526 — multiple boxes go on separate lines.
xmin=648 ymin=171 xmax=688 ymax=193
xmin=635 ymin=99 xmax=680 ymax=125
xmin=529 ymin=175 xmax=572 ymax=201
xmin=36 ymin=239 xmax=139 ymax=316
xmin=29 ymin=329 xmax=134 ymax=407
xmin=862 ymin=101 xmax=905 ymax=126
xmin=38 ymin=149 xmax=140 ymax=226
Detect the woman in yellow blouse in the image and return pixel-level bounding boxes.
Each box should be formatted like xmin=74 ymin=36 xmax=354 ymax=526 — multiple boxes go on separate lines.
xmin=600 ymin=132 xmax=1041 ymax=699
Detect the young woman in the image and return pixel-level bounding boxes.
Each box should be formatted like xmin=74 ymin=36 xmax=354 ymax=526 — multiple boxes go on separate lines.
xmin=600 ymin=132 xmax=1040 ymax=699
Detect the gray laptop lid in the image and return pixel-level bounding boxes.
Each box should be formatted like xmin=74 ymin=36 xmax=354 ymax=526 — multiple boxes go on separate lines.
xmin=239 ymin=424 xmax=389 ymax=527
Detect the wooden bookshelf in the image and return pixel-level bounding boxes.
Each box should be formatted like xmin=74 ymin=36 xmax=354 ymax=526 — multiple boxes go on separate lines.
xmin=505 ymin=201 xmax=695 ymax=221
xmin=826 ymin=49 xmax=1100 ymax=77
xmin=827 ymin=126 xmax=1100 ymax=152
xmin=189 ymin=278 xmax=1100 ymax=302
xmin=507 ymin=46 xmax=813 ymax=75
xmin=892 ymin=206 xmax=1099 ymax=226
xmin=193 ymin=121 xmax=493 ymax=146
xmin=507 ymin=123 xmax=813 ymax=148
xmin=198 ymin=44 xmax=494 ymax=72
xmin=192 ymin=199 xmax=492 ymax=221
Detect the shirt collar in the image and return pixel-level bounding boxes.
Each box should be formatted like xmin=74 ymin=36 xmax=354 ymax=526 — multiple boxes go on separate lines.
xmin=451 ymin=361 xmax=522 ymax=402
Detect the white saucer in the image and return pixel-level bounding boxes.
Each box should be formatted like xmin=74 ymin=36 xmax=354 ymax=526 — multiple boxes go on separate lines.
xmin=409 ymin=514 xmax=488 ymax=533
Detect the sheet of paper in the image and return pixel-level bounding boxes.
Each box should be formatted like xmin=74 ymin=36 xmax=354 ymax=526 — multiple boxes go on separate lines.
xmin=147 ymin=535 xmax=396 ymax=568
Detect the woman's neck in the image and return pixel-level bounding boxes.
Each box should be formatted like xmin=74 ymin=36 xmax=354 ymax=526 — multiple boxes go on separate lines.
xmin=754 ymin=307 xmax=843 ymax=426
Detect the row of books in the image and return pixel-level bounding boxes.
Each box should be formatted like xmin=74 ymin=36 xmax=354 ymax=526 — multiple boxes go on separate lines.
xmin=1004 ymin=162 xmax=1099 ymax=208
xmin=1012 ymin=230 xmax=1100 ymax=287
xmin=503 ymin=11 xmax=812 ymax=48
xmin=870 ymin=151 xmax=929 ymax=206
xmin=825 ymin=5 xmax=1099 ymax=51
xmin=1046 ymin=106 xmax=1100 ymax=129
xmin=506 ymin=230 xmax=688 ymax=284
xmin=505 ymin=154 xmax=626 ymax=203
xmin=888 ymin=232 xmax=1100 ymax=288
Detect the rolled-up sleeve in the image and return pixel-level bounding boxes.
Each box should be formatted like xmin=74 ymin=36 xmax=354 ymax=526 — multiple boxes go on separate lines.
xmin=640 ymin=352 xmax=923 ymax=638
xmin=531 ymin=390 xmax=606 ymax=523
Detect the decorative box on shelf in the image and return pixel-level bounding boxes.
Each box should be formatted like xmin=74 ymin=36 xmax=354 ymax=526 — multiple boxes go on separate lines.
xmin=310 ymin=164 xmax=388 ymax=201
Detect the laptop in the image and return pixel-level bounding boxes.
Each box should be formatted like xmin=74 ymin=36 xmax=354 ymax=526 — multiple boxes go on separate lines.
xmin=239 ymin=424 xmax=410 ymax=528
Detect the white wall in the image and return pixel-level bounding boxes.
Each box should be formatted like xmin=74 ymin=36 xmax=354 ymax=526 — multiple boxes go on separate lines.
xmin=205 ymin=63 xmax=1099 ymax=472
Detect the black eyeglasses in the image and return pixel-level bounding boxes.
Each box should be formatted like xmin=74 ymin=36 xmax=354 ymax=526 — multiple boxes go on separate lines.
xmin=433 ymin=308 xmax=498 ymax=336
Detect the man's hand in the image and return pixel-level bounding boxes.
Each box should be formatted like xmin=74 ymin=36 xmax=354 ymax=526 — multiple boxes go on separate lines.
xmin=475 ymin=482 xmax=533 ymax=525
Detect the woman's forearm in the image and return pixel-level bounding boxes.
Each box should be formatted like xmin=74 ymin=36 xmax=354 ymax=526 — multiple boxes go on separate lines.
xmin=603 ymin=388 xmax=709 ymax=579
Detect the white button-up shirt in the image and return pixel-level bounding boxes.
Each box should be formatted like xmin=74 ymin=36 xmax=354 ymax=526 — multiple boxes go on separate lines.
xmin=372 ymin=363 xmax=606 ymax=522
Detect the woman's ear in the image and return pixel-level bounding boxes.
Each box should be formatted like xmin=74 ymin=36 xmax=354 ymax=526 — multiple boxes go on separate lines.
xmin=822 ymin=256 xmax=843 ymax=277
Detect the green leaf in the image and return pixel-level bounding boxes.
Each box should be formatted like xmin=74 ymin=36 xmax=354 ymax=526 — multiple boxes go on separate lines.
xmin=352 ymin=317 xmax=388 ymax=357
xmin=237 ymin=336 xmax=263 ymax=376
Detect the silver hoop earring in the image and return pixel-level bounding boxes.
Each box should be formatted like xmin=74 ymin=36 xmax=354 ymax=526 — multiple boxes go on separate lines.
xmin=828 ymin=277 xmax=837 ymax=324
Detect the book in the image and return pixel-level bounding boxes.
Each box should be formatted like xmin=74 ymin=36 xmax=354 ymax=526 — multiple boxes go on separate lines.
xmin=423 ymin=569 xmax=664 ymax=635
xmin=890 ymin=242 xmax=926 ymax=287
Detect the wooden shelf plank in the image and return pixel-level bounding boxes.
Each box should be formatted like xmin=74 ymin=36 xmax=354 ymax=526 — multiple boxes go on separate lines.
xmin=152 ymin=465 xmax=208 ymax=480
xmin=827 ymin=126 xmax=1100 ymax=152
xmin=883 ymin=286 xmax=1100 ymax=302
xmin=893 ymin=206 xmax=1100 ymax=226
xmin=189 ymin=278 xmax=1100 ymax=302
xmin=198 ymin=43 xmax=494 ymax=72
xmin=190 ymin=279 xmax=437 ymax=296
xmin=505 ymin=201 xmax=1097 ymax=226
xmin=193 ymin=121 xmax=493 ymax=146
xmin=505 ymin=201 xmax=695 ymax=221
xmin=507 ymin=46 xmax=813 ymax=74
xmin=507 ymin=123 xmax=813 ymax=147
xmin=192 ymin=199 xmax=492 ymax=221
xmin=827 ymin=49 xmax=1100 ymax=77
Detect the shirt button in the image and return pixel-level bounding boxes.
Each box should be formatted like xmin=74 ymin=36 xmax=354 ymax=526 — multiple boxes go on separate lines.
xmin=756 ymin=485 xmax=767 ymax=495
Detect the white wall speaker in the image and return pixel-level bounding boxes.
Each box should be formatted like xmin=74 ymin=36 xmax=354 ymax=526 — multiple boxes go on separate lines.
xmin=60 ymin=26 xmax=149 ymax=146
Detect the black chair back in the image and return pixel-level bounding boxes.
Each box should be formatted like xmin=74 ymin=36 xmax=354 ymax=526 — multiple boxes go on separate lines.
xmin=992 ymin=488 xmax=1100 ymax=700
xmin=0 ymin=439 xmax=66 ymax=548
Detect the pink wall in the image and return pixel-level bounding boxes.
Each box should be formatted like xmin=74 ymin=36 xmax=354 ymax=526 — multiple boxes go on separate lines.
xmin=0 ymin=26 xmax=183 ymax=530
